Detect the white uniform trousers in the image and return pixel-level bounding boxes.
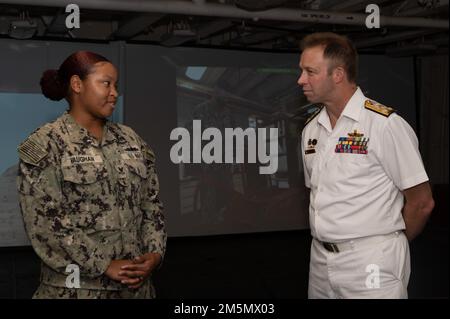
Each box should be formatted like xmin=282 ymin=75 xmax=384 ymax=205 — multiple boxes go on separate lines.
xmin=308 ymin=231 xmax=410 ymax=299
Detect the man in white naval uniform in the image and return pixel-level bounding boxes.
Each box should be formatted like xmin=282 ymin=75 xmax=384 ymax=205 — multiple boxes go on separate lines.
xmin=298 ymin=32 xmax=435 ymax=299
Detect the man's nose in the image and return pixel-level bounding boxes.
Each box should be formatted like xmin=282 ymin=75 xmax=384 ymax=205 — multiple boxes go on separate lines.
xmin=297 ymin=72 xmax=307 ymax=86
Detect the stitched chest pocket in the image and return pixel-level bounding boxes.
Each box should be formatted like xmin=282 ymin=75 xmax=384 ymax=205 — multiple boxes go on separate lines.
xmin=120 ymin=160 xmax=148 ymax=207
xmin=61 ymin=163 xmax=108 ymax=184
xmin=124 ymin=160 xmax=148 ymax=180
xmin=336 ymin=152 xmax=371 ymax=165
xmin=335 ymin=152 xmax=372 ymax=180
xmin=61 ymin=163 xmax=110 ymax=213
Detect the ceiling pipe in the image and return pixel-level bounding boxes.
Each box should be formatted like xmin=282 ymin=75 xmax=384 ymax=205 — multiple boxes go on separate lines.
xmin=355 ymin=30 xmax=440 ymax=48
xmin=0 ymin=0 xmax=447 ymax=29
xmin=396 ymin=0 xmax=449 ymax=17
xmin=111 ymin=14 xmax=163 ymax=39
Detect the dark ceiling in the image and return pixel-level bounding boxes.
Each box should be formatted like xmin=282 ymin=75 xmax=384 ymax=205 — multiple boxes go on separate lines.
xmin=0 ymin=0 xmax=448 ymax=56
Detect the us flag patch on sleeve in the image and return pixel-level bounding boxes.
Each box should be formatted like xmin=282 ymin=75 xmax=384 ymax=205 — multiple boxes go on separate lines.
xmin=18 ymin=138 xmax=48 ymax=165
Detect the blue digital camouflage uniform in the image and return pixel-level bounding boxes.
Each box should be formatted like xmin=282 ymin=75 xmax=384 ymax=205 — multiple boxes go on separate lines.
xmin=17 ymin=111 xmax=166 ymax=299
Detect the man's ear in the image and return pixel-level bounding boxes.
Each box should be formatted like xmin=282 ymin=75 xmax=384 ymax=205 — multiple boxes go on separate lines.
xmin=70 ymin=75 xmax=83 ymax=94
xmin=332 ymin=66 xmax=345 ymax=84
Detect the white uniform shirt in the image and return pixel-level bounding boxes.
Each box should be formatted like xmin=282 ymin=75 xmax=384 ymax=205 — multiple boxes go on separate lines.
xmin=301 ymin=87 xmax=429 ymax=242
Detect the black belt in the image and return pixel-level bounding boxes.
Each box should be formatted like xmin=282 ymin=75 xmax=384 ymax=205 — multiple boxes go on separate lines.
xmin=322 ymin=242 xmax=340 ymax=253
xmin=317 ymin=231 xmax=401 ymax=253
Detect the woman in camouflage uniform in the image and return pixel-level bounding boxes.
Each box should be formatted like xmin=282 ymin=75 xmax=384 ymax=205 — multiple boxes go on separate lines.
xmin=17 ymin=51 xmax=166 ymax=299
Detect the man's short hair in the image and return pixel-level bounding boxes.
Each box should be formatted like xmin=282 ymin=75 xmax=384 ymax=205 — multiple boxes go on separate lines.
xmin=300 ymin=32 xmax=358 ymax=83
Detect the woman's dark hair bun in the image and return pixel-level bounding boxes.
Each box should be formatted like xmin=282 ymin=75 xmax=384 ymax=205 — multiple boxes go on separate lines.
xmin=40 ymin=69 xmax=66 ymax=101
xmin=40 ymin=51 xmax=110 ymax=102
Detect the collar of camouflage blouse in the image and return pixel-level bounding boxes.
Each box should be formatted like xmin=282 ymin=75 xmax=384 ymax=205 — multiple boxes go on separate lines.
xmin=62 ymin=111 xmax=118 ymax=147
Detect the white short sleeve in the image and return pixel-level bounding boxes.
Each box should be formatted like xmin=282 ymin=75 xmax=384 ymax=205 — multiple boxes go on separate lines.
xmin=381 ymin=114 xmax=429 ymax=190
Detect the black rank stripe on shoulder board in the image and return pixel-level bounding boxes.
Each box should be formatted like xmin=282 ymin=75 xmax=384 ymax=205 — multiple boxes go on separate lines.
xmin=18 ymin=138 xmax=48 ymax=165
xmin=305 ymin=105 xmax=324 ymax=125
xmin=364 ymin=100 xmax=395 ymax=117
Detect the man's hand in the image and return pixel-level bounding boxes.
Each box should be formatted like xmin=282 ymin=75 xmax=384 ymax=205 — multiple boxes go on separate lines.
xmin=118 ymin=253 xmax=162 ymax=289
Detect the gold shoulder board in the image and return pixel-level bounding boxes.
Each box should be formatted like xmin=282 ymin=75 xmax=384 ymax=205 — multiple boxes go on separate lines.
xmin=364 ymin=100 xmax=395 ymax=117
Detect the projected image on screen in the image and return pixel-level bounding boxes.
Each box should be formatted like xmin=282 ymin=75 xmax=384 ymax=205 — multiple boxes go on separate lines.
xmin=175 ymin=66 xmax=316 ymax=235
